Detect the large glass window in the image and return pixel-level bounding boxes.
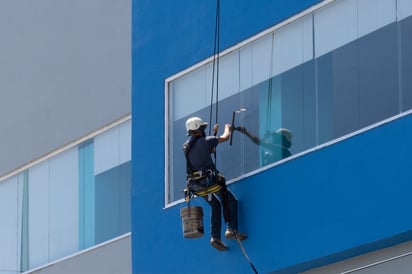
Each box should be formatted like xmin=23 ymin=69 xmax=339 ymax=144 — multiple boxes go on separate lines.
xmin=166 ymin=0 xmax=412 ymax=205
xmin=0 ymin=118 xmax=131 ymax=273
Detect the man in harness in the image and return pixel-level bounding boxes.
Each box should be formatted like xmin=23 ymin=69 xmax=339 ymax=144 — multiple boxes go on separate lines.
xmin=183 ymin=116 xmax=247 ymax=251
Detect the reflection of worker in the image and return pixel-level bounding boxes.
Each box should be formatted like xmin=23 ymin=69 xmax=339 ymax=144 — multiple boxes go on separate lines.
xmin=236 ymin=126 xmax=293 ymax=165
xmin=183 ymin=117 xmax=247 ymax=251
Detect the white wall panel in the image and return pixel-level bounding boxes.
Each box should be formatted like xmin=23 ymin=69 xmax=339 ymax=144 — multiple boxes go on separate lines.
xmin=314 ymin=0 xmax=358 ymax=57
xmin=302 ymin=14 xmax=314 ymax=64
xmin=0 ymin=177 xmax=19 ymax=273
xmin=273 ymin=16 xmax=313 ymax=76
xmin=171 ymin=64 xmax=213 ymax=120
xmin=397 ymin=0 xmax=412 ymax=20
xmin=28 ymin=162 xmax=50 ymax=269
xmin=358 ymin=0 xmax=396 ymax=38
xmin=239 ymin=43 xmax=254 ymax=91
xmin=172 ymin=51 xmax=240 ymax=120
xmin=218 ymin=51 xmax=240 ymax=100
xmin=95 ymin=122 xmax=131 ymax=175
xmin=251 ymin=35 xmax=273 ymax=86
xmin=239 ymin=34 xmax=273 ymax=91
xmin=48 ymin=148 xmax=79 ymax=262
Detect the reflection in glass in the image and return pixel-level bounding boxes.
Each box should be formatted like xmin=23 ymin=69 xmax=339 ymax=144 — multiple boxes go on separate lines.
xmin=235 ymin=126 xmax=292 ymax=165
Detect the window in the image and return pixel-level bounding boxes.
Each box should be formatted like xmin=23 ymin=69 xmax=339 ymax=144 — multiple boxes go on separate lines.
xmin=166 ymin=0 xmax=412 ymax=205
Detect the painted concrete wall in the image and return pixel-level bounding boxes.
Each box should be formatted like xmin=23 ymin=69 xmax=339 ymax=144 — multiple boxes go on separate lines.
xmin=132 ymin=110 xmax=412 ymax=274
xmin=132 ymin=0 xmax=412 ymax=273
xmin=131 ymin=1 xmax=320 ymax=273
xmin=0 ymin=0 xmax=131 ymax=177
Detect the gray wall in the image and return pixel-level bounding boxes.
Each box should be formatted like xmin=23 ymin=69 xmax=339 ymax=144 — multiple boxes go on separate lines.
xmin=302 ymin=241 xmax=412 ymax=274
xmin=26 ymin=234 xmax=131 ymax=274
xmin=0 ymin=0 xmax=131 ymax=177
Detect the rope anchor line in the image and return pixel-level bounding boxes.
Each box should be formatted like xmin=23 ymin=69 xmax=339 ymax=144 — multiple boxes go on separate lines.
xmin=209 ymin=0 xmax=221 ymax=137
xmin=234 ymin=231 xmax=258 ymax=274
xmin=209 ymin=1 xmax=258 ymax=273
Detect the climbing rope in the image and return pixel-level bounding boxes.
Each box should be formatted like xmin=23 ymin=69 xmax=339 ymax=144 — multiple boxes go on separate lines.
xmin=209 ymin=0 xmax=220 ymax=136
xmin=206 ymin=2 xmax=259 ymax=273
xmin=234 ymin=231 xmax=258 ymax=274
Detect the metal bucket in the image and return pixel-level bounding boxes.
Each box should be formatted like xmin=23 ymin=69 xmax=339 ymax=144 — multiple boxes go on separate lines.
xmin=180 ymin=206 xmax=204 ymax=238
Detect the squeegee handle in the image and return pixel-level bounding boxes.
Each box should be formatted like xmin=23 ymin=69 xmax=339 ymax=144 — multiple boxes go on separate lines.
xmin=229 ymin=111 xmax=235 ymax=146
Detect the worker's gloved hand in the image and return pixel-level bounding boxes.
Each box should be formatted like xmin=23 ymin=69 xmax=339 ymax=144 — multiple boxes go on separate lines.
xmin=235 ymin=126 xmax=247 ymax=134
xmin=213 ymin=124 xmax=219 ymax=136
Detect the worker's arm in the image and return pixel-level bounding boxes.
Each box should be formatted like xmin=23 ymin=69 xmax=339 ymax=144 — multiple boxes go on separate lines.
xmin=217 ymin=124 xmax=231 ymax=143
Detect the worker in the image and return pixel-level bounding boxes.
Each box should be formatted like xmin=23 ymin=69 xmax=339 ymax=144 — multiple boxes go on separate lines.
xmin=236 ymin=126 xmax=293 ymax=165
xmin=183 ymin=116 xmax=247 ymax=251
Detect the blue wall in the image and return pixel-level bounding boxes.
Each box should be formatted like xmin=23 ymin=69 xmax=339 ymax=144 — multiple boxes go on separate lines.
xmin=132 ymin=0 xmax=412 ymax=273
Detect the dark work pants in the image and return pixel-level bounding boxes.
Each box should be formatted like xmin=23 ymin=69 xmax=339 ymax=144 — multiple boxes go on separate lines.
xmin=203 ymin=186 xmax=239 ymax=239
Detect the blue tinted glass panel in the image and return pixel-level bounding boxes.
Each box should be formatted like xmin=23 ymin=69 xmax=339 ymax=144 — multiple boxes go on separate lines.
xmin=78 ymin=140 xmax=95 ymax=249
xmin=95 ymin=161 xmax=131 ymax=244
xmin=358 ymin=22 xmax=399 ymax=127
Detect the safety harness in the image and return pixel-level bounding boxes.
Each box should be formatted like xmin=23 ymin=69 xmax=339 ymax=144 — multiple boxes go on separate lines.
xmin=183 ymin=136 xmax=224 ymax=201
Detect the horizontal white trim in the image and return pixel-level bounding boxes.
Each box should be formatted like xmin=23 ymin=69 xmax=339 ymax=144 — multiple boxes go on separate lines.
xmin=0 ymin=114 xmax=132 ymax=183
xmin=22 ymin=233 xmax=131 ymax=274
xmin=342 ymin=251 xmax=412 ymax=273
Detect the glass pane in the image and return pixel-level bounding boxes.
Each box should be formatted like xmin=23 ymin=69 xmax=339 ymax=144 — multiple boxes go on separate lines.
xmin=317 ymin=43 xmax=360 ymax=144
xmin=0 ymin=176 xmax=19 ymax=272
xmin=49 ymin=148 xmax=79 ymax=261
xmin=95 ymin=161 xmax=131 ymax=244
xmin=400 ymin=16 xmax=412 ymax=111
xmin=358 ymin=23 xmax=399 ymax=127
xmin=28 ymin=162 xmax=50 ymax=268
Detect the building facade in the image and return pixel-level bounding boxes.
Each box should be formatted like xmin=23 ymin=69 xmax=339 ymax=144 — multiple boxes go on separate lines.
xmin=132 ymin=0 xmax=412 ymax=273
xmin=0 ymin=0 xmax=131 ymax=273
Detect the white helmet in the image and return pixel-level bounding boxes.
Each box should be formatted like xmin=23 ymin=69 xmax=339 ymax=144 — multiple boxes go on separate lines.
xmin=185 ymin=117 xmax=207 ymax=135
